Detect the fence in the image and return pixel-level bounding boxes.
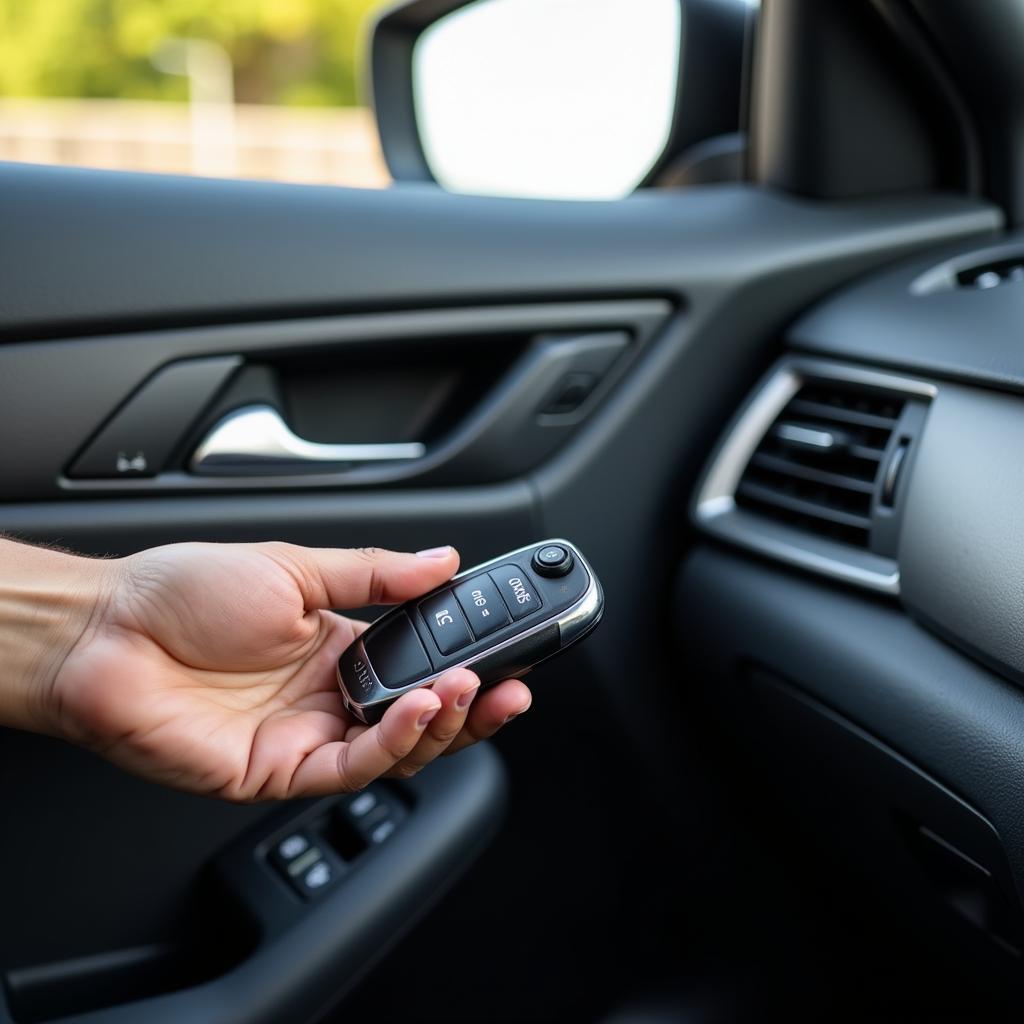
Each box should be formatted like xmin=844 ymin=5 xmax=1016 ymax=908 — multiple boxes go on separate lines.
xmin=0 ymin=98 xmax=391 ymax=189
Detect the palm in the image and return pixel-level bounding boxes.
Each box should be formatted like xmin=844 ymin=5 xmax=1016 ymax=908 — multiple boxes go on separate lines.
xmin=53 ymin=542 xmax=531 ymax=800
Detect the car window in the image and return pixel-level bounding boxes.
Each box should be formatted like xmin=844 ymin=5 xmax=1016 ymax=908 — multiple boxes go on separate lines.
xmin=0 ymin=0 xmax=756 ymax=198
xmin=0 ymin=0 xmax=392 ymax=188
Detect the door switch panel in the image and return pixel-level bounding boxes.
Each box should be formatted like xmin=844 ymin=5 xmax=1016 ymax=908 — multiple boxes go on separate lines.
xmin=268 ymin=827 xmax=344 ymax=900
xmin=262 ymin=784 xmax=408 ymax=902
xmin=338 ymin=539 xmax=603 ymax=723
xmin=336 ymin=788 xmax=408 ymax=846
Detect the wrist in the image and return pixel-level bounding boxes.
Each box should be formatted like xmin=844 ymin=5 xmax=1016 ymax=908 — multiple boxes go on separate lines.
xmin=0 ymin=540 xmax=120 ymax=736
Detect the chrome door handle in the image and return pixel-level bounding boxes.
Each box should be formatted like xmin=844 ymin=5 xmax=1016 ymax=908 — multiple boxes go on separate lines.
xmin=190 ymin=405 xmax=426 ymax=475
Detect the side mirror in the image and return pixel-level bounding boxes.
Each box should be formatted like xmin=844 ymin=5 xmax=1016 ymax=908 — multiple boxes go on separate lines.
xmin=371 ymin=0 xmax=750 ymax=200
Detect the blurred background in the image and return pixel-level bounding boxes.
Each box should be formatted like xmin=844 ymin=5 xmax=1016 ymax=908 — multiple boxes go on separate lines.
xmin=0 ymin=0 xmax=393 ymax=188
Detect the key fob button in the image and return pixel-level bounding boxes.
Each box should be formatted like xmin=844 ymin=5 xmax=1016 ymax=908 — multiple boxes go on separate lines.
xmin=419 ymin=589 xmax=473 ymax=655
xmin=454 ymin=574 xmax=511 ymax=639
xmin=489 ymin=565 xmax=543 ymax=621
xmin=532 ymin=544 xmax=574 ymax=578
xmin=364 ymin=612 xmax=432 ymax=688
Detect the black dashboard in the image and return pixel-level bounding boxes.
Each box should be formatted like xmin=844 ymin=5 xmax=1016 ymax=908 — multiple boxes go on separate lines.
xmin=687 ymin=235 xmax=1024 ymax=988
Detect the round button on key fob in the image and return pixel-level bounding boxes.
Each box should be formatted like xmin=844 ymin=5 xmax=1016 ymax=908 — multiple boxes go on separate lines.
xmin=337 ymin=539 xmax=603 ymax=724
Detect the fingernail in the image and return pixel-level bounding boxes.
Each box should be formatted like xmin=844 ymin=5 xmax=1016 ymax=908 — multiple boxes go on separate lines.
xmin=504 ymin=704 xmax=531 ymax=725
xmin=417 ymin=706 xmax=441 ymax=727
xmin=416 ymin=545 xmax=453 ymax=558
xmin=456 ymin=682 xmax=480 ymax=710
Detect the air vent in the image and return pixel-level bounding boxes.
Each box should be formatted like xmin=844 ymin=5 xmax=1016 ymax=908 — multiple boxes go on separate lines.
xmin=694 ymin=358 xmax=935 ymax=594
xmin=735 ymin=380 xmax=905 ymax=549
xmin=957 ymin=257 xmax=1024 ymax=290
xmin=911 ymin=248 xmax=1024 ymax=295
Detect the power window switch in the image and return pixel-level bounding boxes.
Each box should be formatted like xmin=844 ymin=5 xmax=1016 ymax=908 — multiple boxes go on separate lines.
xmin=339 ymin=788 xmax=407 ymax=845
xmin=346 ymin=790 xmax=381 ymax=821
xmin=270 ymin=830 xmax=314 ymax=874
xmin=294 ymin=858 xmax=336 ymax=898
xmin=269 ymin=830 xmax=342 ymax=899
xmin=359 ymin=800 xmax=406 ymax=844
xmin=367 ymin=818 xmax=401 ymax=845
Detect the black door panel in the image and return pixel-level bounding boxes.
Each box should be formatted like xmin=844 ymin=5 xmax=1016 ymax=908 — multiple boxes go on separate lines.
xmin=0 ymin=741 xmax=505 ymax=1024
xmin=0 ymin=158 xmax=1004 ymax=1022
xmin=0 ymin=485 xmax=537 ymax=563
xmin=0 ymin=164 xmax=997 ymax=339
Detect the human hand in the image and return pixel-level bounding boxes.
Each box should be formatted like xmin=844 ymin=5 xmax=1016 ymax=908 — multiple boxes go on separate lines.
xmin=7 ymin=541 xmax=531 ymax=801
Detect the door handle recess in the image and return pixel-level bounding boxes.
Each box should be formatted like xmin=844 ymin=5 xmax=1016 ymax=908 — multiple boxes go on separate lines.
xmin=190 ymin=405 xmax=426 ymax=476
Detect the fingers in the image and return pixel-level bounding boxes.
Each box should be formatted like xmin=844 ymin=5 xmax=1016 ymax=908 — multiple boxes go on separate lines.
xmin=386 ymin=668 xmax=481 ymax=779
xmin=282 ymin=676 xmax=530 ymax=798
xmin=445 ymin=678 xmax=532 ymax=755
xmin=286 ymin=687 xmax=442 ymax=797
xmin=267 ymin=543 xmax=460 ymax=610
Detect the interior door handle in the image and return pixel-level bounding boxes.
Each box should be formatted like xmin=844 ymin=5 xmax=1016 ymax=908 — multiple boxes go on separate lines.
xmin=190 ymin=405 xmax=426 ymax=475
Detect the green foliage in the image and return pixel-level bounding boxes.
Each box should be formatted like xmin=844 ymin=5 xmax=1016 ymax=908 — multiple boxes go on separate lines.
xmin=0 ymin=0 xmax=392 ymax=105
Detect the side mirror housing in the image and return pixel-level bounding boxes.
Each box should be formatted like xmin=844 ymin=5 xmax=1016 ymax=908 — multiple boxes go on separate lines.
xmin=370 ymin=0 xmax=750 ymax=200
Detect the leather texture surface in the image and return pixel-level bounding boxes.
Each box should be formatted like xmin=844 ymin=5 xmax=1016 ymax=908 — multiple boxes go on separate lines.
xmin=678 ymin=546 xmax=1024 ymax=899
xmin=899 ymin=383 xmax=1024 ymax=683
xmin=791 ymin=230 xmax=1024 ymax=392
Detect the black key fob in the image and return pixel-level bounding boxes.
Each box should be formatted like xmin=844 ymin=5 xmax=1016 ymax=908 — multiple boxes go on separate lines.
xmin=337 ymin=540 xmax=603 ymax=724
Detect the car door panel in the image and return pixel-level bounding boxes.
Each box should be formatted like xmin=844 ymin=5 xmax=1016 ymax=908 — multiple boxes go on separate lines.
xmin=0 ymin=741 xmax=505 ymax=1024
xmin=0 ymin=165 xmax=998 ymax=337
xmin=0 ymin=157 xmax=1003 ymax=1022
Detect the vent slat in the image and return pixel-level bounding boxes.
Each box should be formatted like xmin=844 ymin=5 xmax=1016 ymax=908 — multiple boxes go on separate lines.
xmin=735 ymin=378 xmax=905 ymax=551
xmin=749 ymin=453 xmax=877 ymax=494
xmin=787 ymin=398 xmax=900 ymax=430
xmin=737 ymin=482 xmax=873 ymax=530
xmin=848 ymin=444 xmax=885 ymax=462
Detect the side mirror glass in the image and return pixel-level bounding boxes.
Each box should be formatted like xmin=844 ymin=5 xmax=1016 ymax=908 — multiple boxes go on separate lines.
xmin=408 ymin=0 xmax=682 ymax=200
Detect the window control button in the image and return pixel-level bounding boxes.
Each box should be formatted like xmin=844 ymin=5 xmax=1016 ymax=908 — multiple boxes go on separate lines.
xmin=488 ymin=565 xmax=543 ymax=621
xmin=270 ymin=830 xmax=318 ymax=877
xmin=369 ymin=819 xmax=397 ymax=844
xmin=294 ymin=857 xmax=337 ymax=897
xmin=275 ymin=832 xmax=310 ymax=862
xmin=284 ymin=846 xmax=323 ymax=879
xmin=338 ymin=789 xmax=407 ymax=842
xmin=348 ymin=791 xmax=379 ymax=819
xmin=419 ymin=589 xmax=473 ymax=655
xmin=454 ymin=575 xmax=511 ymax=639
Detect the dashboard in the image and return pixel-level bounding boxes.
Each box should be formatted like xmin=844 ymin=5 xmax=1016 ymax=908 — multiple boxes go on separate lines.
xmin=686 ymin=233 xmax=1024 ymax=983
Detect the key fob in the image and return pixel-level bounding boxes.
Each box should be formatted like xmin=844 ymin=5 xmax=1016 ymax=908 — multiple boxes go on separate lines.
xmin=337 ymin=539 xmax=603 ymax=724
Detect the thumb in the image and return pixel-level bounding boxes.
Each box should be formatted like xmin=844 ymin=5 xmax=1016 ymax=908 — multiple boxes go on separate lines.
xmin=267 ymin=543 xmax=460 ymax=610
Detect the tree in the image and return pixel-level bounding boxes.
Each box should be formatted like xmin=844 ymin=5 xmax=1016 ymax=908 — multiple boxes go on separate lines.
xmin=0 ymin=0 xmax=392 ymax=105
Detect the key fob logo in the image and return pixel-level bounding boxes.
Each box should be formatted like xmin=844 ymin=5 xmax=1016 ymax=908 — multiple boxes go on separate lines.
xmin=351 ymin=657 xmax=373 ymax=697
